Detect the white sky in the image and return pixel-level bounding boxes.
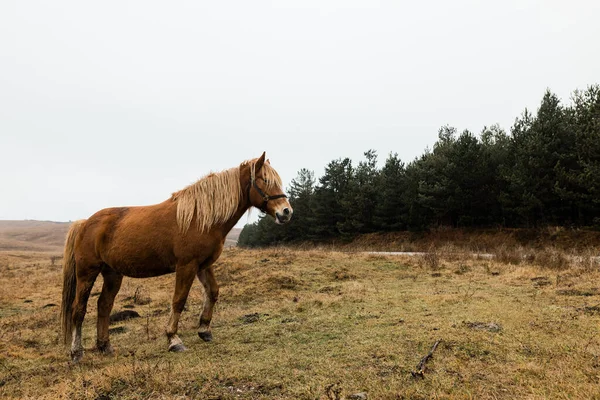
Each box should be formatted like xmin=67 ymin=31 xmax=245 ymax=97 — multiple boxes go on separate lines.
xmin=1 ymin=1 xmax=599 ymax=224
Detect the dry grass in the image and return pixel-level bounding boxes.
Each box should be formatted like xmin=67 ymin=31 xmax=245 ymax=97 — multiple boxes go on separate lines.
xmin=345 ymin=227 xmax=600 ymax=253
xmin=492 ymin=245 xmax=598 ymax=272
xmin=1 ymin=248 xmax=600 ymax=399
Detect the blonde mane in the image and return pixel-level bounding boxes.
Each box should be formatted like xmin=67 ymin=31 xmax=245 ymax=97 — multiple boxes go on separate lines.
xmin=172 ymin=158 xmax=283 ymax=234
xmin=173 ymin=167 xmax=242 ymax=234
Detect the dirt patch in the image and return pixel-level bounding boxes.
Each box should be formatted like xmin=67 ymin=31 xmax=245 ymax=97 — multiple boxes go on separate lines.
xmin=556 ymin=288 xmax=599 ymax=297
xmin=239 ymin=313 xmax=266 ymax=324
xmin=110 ymin=310 xmax=141 ymax=323
xmin=108 ymin=326 xmax=127 ymax=335
xmin=579 ymin=305 xmax=600 ymax=315
xmin=463 ymin=321 xmax=502 ymax=332
xmin=531 ymin=277 xmax=552 ymax=287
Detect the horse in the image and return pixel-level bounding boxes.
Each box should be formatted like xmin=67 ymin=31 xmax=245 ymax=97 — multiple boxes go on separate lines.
xmin=60 ymin=152 xmax=292 ymax=362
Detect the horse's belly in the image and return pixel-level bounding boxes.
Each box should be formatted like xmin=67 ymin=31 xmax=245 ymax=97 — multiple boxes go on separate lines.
xmin=104 ymin=248 xmax=177 ymax=278
xmin=118 ymin=262 xmax=176 ymax=278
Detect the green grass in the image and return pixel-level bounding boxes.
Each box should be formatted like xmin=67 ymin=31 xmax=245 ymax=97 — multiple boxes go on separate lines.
xmin=1 ymin=249 xmax=600 ymax=399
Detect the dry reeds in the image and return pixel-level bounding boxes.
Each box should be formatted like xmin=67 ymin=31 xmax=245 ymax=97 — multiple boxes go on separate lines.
xmin=491 ymin=245 xmax=599 ymax=271
xmin=420 ymin=247 xmax=440 ymax=270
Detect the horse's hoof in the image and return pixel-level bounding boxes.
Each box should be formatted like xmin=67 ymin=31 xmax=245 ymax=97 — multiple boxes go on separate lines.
xmin=168 ymin=343 xmax=188 ymax=352
xmin=71 ymin=349 xmax=84 ymax=363
xmin=97 ymin=342 xmax=114 ymax=355
xmin=198 ymin=331 xmax=213 ymax=342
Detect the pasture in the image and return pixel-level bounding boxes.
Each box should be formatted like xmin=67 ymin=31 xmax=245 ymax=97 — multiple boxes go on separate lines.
xmin=1 ymin=247 xmax=600 ymax=399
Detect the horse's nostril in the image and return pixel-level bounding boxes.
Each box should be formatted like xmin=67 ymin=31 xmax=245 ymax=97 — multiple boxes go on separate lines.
xmin=283 ymin=208 xmax=290 ymax=216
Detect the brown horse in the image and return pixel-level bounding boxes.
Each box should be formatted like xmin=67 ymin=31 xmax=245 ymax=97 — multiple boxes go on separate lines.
xmin=60 ymin=152 xmax=292 ymax=362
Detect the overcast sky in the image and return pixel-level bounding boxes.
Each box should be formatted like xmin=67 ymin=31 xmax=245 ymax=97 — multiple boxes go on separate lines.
xmin=1 ymin=1 xmax=599 ymax=225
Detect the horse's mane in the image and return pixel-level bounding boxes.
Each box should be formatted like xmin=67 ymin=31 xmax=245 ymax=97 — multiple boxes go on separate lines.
xmin=172 ymin=158 xmax=283 ymax=234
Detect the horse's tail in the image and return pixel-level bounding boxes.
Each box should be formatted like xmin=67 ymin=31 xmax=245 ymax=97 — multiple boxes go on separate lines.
xmin=60 ymin=219 xmax=85 ymax=346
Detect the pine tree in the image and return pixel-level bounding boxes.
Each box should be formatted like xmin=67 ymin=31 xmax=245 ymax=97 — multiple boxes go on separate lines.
xmin=312 ymin=158 xmax=354 ymax=238
xmin=571 ymin=85 xmax=600 ymax=225
xmin=339 ymin=150 xmax=379 ymax=234
xmin=416 ymin=126 xmax=457 ymax=226
xmin=374 ymin=153 xmax=406 ymax=231
xmin=284 ymin=168 xmax=316 ymax=241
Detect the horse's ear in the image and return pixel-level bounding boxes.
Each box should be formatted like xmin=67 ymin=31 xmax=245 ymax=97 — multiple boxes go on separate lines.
xmin=255 ymin=152 xmax=266 ymax=172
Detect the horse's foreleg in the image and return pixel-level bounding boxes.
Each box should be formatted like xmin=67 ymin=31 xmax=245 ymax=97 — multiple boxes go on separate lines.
xmin=96 ymin=267 xmax=123 ymax=355
xmin=70 ymin=267 xmax=100 ymax=362
xmin=166 ymin=262 xmax=197 ymax=352
xmin=197 ymin=265 xmax=219 ymax=342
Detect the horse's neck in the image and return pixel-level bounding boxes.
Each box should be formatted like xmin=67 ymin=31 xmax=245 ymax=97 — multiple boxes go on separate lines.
xmin=219 ymin=206 xmax=248 ymax=236
xmin=216 ymin=190 xmax=251 ymax=237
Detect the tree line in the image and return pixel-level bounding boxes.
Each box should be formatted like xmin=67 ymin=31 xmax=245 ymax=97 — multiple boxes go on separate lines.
xmin=239 ymin=85 xmax=600 ymax=247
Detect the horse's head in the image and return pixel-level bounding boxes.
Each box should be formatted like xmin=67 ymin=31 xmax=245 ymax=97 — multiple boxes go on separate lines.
xmin=246 ymin=152 xmax=293 ymax=224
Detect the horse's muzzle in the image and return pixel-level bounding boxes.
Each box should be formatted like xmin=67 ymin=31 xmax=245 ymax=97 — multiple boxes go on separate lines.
xmin=275 ymin=208 xmax=292 ymax=224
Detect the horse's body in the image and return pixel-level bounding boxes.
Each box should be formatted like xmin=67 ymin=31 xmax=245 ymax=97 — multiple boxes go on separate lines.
xmin=60 ymin=153 xmax=292 ymax=362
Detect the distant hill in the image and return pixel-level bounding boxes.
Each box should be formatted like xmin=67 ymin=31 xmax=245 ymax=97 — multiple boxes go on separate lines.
xmin=0 ymin=220 xmax=71 ymax=252
xmin=0 ymin=220 xmax=242 ymax=252
xmin=225 ymin=227 xmax=242 ymax=247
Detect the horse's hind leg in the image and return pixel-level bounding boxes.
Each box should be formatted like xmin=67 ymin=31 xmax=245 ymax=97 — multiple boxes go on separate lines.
xmin=96 ymin=266 xmax=123 ymax=355
xmin=166 ymin=262 xmax=197 ymax=352
xmin=71 ymin=264 xmax=101 ymax=362
xmin=197 ymin=265 xmax=219 ymax=342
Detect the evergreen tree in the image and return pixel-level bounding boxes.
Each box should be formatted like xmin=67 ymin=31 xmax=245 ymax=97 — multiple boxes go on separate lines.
xmin=374 ymin=153 xmax=407 ymax=231
xmin=416 ymin=126 xmax=457 ymax=226
xmin=507 ymin=91 xmax=573 ymax=226
xmin=479 ymin=124 xmax=511 ymax=225
xmin=402 ymin=156 xmax=431 ymax=230
xmin=312 ymin=158 xmax=354 ymax=238
xmin=499 ymin=108 xmax=535 ymax=226
xmin=283 ymin=168 xmax=316 ymax=241
xmin=567 ymin=85 xmax=600 ymax=225
xmin=339 ymin=150 xmax=379 ymax=233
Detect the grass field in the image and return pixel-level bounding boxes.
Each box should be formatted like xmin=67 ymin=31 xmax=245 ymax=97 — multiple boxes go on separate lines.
xmin=1 ymin=247 xmax=600 ymax=399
